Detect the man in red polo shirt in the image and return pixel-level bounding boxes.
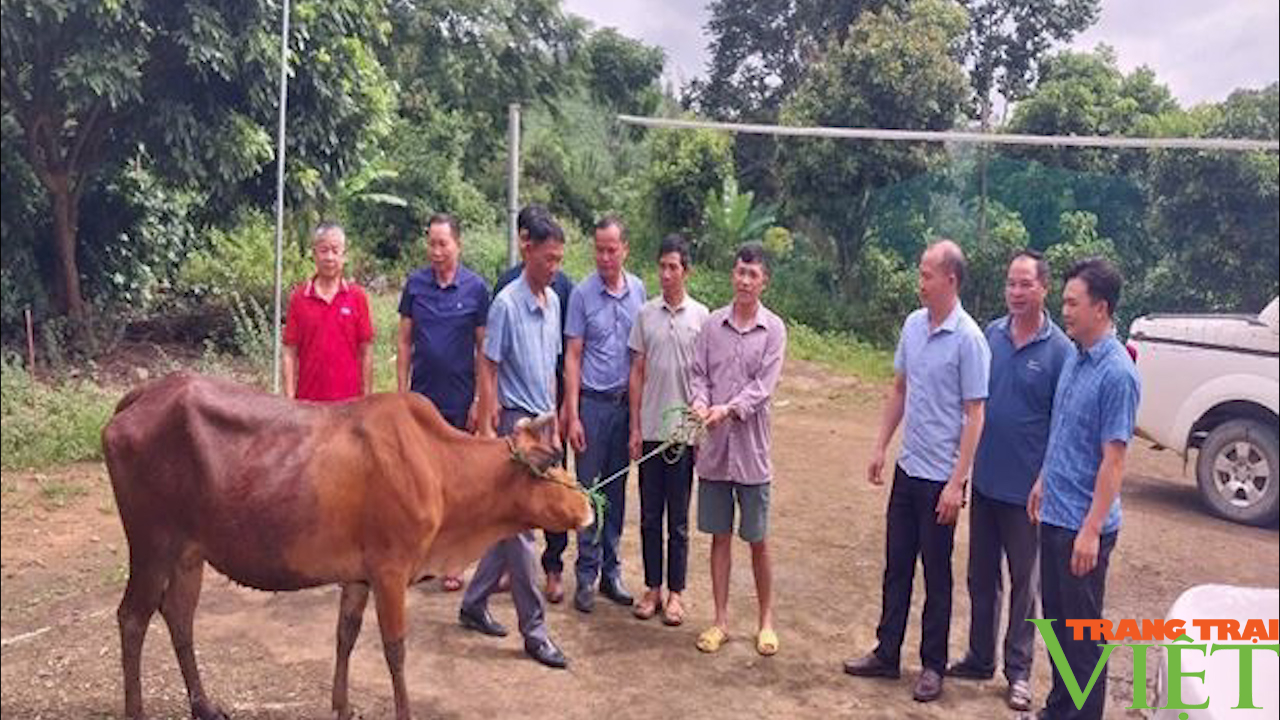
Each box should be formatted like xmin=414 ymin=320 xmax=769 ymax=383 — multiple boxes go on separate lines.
xmin=283 ymin=223 xmax=374 ymax=401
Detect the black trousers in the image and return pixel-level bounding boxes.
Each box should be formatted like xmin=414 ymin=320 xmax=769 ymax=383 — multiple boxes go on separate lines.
xmin=874 ymin=465 xmax=956 ymax=673
xmin=638 ymin=441 xmax=694 ymax=592
xmin=1040 ymin=523 xmax=1117 ymax=720
xmin=964 ymin=489 xmax=1040 ymax=682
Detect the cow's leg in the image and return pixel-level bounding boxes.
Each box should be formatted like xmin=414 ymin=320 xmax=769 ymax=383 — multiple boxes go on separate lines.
xmin=160 ymin=548 xmax=226 ymax=720
xmin=332 ymin=582 xmax=370 ymax=720
xmin=118 ymin=549 xmax=171 ymax=720
xmin=371 ymin=571 xmax=413 ymax=720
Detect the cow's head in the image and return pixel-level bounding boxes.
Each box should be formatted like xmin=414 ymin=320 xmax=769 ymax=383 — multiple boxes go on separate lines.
xmin=509 ymin=413 xmax=593 ymax=532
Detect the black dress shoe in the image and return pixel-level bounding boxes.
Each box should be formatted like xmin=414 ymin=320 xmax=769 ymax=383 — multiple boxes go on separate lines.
xmin=524 ymin=638 xmax=568 ymax=669
xmin=459 ymin=606 xmax=509 ymax=637
xmin=842 ymin=652 xmax=901 ymax=678
xmin=946 ymin=656 xmax=995 ymax=680
xmin=599 ymin=578 xmax=633 ymax=606
xmin=913 ymin=668 xmax=944 ymax=702
xmin=574 ymin=587 xmax=595 ymax=614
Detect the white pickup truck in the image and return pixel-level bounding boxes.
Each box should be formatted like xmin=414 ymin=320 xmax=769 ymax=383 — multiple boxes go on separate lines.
xmin=1127 ymin=297 xmax=1280 ymax=526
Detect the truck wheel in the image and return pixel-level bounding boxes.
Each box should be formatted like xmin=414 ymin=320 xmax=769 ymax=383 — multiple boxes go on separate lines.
xmin=1196 ymin=419 xmax=1279 ymax=526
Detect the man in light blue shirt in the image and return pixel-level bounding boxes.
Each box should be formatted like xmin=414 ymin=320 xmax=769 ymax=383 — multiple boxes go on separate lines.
xmin=562 ymin=215 xmax=646 ymax=612
xmin=845 ymin=240 xmax=990 ymax=704
xmin=948 ymin=250 xmax=1072 ymax=712
xmin=1028 ymin=257 xmax=1140 ymax=720
xmin=458 ymin=214 xmax=570 ymax=670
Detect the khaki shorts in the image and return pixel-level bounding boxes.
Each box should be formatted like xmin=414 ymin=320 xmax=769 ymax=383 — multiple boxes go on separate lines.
xmin=697 ymin=479 xmax=771 ymax=542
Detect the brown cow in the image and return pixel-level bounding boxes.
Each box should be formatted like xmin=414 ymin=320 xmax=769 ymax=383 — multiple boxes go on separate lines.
xmin=101 ymin=372 xmax=592 ymax=720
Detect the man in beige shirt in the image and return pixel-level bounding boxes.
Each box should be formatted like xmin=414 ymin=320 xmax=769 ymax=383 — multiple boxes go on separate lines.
xmin=627 ymin=234 xmax=709 ymax=626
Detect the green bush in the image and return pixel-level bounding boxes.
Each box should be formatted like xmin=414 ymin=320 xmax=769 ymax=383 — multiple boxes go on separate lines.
xmin=176 ymin=210 xmax=312 ymax=307
xmin=0 ymin=357 xmax=116 ymax=470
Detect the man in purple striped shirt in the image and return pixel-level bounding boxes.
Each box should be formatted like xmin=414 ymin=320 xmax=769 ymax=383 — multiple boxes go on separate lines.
xmin=690 ymin=243 xmax=787 ymax=658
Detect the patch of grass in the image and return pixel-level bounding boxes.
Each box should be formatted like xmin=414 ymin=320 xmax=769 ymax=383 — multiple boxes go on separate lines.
xmin=787 ymin=324 xmax=894 ymax=382
xmin=36 ymin=475 xmax=89 ymax=508
xmin=1 ymin=359 xmax=117 ymax=471
xmin=368 ymin=291 xmax=401 ymax=393
xmin=101 ymin=560 xmax=129 ymax=587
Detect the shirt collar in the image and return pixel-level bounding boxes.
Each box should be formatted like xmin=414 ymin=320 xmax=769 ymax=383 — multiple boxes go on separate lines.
xmin=1077 ymin=331 xmax=1118 ymax=363
xmin=928 ymin=302 xmax=963 ymax=335
xmin=595 ymin=272 xmax=632 ymax=300
xmin=304 ymin=276 xmax=349 ymax=298
xmin=429 ymin=265 xmax=462 ymax=290
xmin=720 ymin=304 xmax=768 ymax=333
xmin=998 ymin=311 xmax=1054 ymax=344
xmin=517 ymin=274 xmax=547 ymax=314
xmin=661 ymin=294 xmax=689 ymax=314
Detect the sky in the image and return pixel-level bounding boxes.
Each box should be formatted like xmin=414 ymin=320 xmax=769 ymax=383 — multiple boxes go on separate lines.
xmin=561 ymin=0 xmax=1280 ymax=107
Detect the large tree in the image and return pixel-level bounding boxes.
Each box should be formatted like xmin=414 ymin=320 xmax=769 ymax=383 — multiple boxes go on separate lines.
xmin=1 ymin=0 xmax=393 ymax=317
xmin=778 ymin=0 xmax=970 ymax=280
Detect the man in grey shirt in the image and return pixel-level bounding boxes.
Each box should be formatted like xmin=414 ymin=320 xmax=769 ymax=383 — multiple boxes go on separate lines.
xmin=845 ymin=239 xmax=990 ymax=703
xmin=627 ymin=234 xmax=709 ymax=626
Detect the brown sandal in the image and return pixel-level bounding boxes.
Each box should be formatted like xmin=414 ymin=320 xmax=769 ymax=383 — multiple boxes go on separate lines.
xmin=633 ymin=593 xmax=662 ymax=620
xmin=661 ymin=596 xmax=685 ymax=626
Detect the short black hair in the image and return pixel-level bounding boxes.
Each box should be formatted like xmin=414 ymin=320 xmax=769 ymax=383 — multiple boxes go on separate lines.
xmin=594 ymin=214 xmax=628 ymax=243
xmin=1065 ymin=257 xmax=1123 ymax=317
xmin=526 ymin=213 xmax=565 ymax=246
xmin=427 ymin=212 xmax=461 ymax=239
xmin=1011 ymin=248 xmax=1050 ymax=285
xmin=657 ymin=234 xmax=691 ymax=270
xmin=734 ymin=242 xmax=770 ymax=276
xmin=517 ymin=204 xmax=549 ymax=234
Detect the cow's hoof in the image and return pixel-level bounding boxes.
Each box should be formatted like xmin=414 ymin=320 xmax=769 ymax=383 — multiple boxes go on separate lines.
xmin=193 ymin=699 xmax=230 ymax=720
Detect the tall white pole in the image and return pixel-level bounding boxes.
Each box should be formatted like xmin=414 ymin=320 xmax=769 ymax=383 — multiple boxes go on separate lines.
xmin=507 ymin=102 xmax=521 ymax=269
xmin=271 ymin=0 xmax=291 ymax=394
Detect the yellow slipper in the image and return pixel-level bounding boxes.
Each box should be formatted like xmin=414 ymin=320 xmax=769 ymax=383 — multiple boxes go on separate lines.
xmin=696 ymin=626 xmax=728 ymax=653
xmin=756 ymin=628 xmax=779 ymax=656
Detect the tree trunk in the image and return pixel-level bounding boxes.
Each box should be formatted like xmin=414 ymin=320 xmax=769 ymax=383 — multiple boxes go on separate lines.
xmin=49 ymin=176 xmax=86 ymax=319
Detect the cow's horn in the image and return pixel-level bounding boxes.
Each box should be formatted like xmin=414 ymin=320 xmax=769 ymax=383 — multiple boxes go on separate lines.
xmin=530 ymin=412 xmax=556 ymax=432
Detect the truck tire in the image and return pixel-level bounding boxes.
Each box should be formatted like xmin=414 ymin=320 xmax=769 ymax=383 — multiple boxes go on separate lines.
xmin=1195 ymin=419 xmax=1280 ymax=526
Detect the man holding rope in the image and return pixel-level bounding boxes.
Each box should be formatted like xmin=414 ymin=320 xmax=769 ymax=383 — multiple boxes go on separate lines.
xmin=627 ymin=234 xmax=709 ymax=626
xmin=690 ymin=242 xmax=787 ymax=656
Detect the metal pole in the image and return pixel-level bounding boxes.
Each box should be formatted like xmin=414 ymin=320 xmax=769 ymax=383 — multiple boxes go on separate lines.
xmin=271 ymin=0 xmax=291 ymax=394
xmin=506 ymin=102 xmax=521 ymax=269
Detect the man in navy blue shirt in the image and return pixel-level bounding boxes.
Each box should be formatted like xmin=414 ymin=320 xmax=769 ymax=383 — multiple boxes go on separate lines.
xmin=494 ymin=205 xmax=575 ymax=604
xmin=1029 ymin=257 xmax=1140 ymax=720
xmin=397 ymin=212 xmax=491 ymax=591
xmin=948 ymin=250 xmax=1072 ymax=712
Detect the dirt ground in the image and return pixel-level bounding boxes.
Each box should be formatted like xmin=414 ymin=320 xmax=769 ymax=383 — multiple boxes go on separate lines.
xmin=2 ymin=360 xmax=1277 ymax=719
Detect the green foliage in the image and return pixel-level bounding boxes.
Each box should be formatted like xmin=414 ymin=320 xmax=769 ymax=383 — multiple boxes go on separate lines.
xmin=961 ymin=0 xmax=1100 ymax=111
xmin=699 ymin=176 xmax=777 ymax=267
xmin=1 ymin=0 xmax=396 ymax=315
xmin=644 ymin=125 xmax=736 ymax=237
xmin=1142 ymin=83 xmax=1280 ymax=313
xmin=779 ymin=0 xmax=970 ymax=278
xmin=0 ymin=357 xmax=114 ymax=470
xmin=787 ymin=324 xmax=895 ymax=381
xmin=176 ymin=210 xmax=310 ymax=307
xmin=582 ymin=28 xmax=664 ymax=116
